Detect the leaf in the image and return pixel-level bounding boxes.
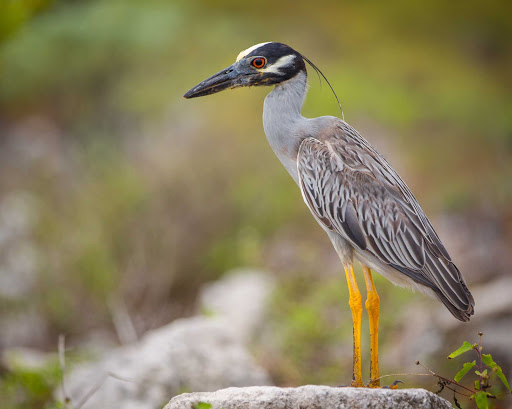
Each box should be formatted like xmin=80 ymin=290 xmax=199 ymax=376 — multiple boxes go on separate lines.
xmin=448 ymin=341 xmax=474 ymax=359
xmin=481 ymin=353 xmax=493 ymax=367
xmin=481 ymin=353 xmax=511 ymax=391
xmin=475 ymin=369 xmax=488 ymax=378
xmin=474 ymin=380 xmax=480 ymax=390
xmin=194 ymin=403 xmax=212 ymax=409
xmin=495 ymin=369 xmax=511 ymax=391
xmin=454 ymin=361 xmax=476 ymax=382
xmin=473 ymin=391 xmax=488 ymax=409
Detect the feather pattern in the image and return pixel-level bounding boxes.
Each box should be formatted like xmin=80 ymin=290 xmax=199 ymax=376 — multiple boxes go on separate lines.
xmin=297 ymin=119 xmax=475 ymax=321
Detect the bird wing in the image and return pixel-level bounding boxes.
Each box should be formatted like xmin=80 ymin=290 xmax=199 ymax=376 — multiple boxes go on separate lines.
xmin=297 ymin=120 xmax=474 ymax=321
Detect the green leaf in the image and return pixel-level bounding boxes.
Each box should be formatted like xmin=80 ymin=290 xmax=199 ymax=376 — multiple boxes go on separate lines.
xmin=473 ymin=391 xmax=488 ymax=409
xmin=475 ymin=369 xmax=488 ymax=377
xmin=448 ymin=341 xmax=474 ymax=359
xmin=481 ymin=353 xmax=493 ymax=367
xmin=481 ymin=353 xmax=511 ymax=391
xmin=495 ymin=369 xmax=511 ymax=391
xmin=474 ymin=380 xmax=480 ymax=390
xmin=454 ymin=361 xmax=476 ymax=382
xmin=194 ymin=403 xmax=212 ymax=409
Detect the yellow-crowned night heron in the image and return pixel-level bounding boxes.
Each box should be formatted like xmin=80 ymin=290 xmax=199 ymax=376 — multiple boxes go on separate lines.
xmin=184 ymin=42 xmax=474 ymax=387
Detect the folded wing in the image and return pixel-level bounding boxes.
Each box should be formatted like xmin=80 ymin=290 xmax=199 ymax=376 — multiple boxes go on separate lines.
xmin=297 ymin=123 xmax=474 ymax=321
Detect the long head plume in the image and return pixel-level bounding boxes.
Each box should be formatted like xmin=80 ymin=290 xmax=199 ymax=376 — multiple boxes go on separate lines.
xmin=298 ymin=52 xmax=344 ymax=121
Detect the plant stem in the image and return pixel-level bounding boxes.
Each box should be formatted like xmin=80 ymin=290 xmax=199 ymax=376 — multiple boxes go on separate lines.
xmin=416 ymin=361 xmax=477 ymax=395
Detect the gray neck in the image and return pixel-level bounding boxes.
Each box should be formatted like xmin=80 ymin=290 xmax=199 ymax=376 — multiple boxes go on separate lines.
xmin=263 ymin=71 xmax=309 ymax=183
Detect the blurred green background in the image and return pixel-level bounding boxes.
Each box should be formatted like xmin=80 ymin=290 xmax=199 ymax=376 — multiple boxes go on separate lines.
xmin=1 ymin=0 xmax=511 ymax=408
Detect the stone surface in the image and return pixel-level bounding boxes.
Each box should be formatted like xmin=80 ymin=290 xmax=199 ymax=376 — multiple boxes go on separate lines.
xmin=165 ymin=386 xmax=453 ymax=409
xmin=60 ymin=317 xmax=271 ymax=409
xmin=199 ymin=269 xmax=275 ymax=341
xmin=0 ymin=191 xmax=39 ymax=300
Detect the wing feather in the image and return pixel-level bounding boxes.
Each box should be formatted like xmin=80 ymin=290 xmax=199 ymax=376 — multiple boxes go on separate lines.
xmin=297 ymin=123 xmax=474 ymax=321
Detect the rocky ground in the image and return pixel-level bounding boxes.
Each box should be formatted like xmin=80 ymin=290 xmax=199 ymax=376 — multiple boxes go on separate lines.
xmin=165 ymin=385 xmax=453 ymax=409
xmin=58 ymin=317 xmax=271 ymax=409
xmin=2 ymin=268 xmax=511 ymax=408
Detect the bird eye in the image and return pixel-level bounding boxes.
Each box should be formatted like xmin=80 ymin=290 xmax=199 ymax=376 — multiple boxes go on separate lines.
xmin=251 ymin=57 xmax=266 ymax=69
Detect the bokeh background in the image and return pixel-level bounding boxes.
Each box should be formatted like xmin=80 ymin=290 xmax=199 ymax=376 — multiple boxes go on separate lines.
xmin=1 ymin=0 xmax=511 ymax=408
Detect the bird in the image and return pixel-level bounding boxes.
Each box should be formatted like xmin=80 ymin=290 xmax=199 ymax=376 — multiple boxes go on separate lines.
xmin=184 ymin=42 xmax=474 ymax=388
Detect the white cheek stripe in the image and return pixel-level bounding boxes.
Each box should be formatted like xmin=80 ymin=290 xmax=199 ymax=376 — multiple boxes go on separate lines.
xmin=260 ymin=54 xmax=296 ymax=74
xmin=236 ymin=42 xmax=271 ymax=61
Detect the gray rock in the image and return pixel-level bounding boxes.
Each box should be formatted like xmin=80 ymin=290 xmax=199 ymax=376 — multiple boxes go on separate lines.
xmin=199 ymin=269 xmax=275 ymax=341
xmin=61 ymin=317 xmax=271 ymax=409
xmin=165 ymin=385 xmax=453 ymax=409
xmin=0 ymin=191 xmax=39 ymax=299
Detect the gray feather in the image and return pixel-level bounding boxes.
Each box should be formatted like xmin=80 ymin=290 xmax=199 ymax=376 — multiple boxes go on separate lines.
xmin=297 ymin=124 xmax=474 ymax=321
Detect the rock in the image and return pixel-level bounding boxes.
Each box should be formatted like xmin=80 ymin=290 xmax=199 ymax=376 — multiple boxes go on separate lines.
xmin=199 ymin=269 xmax=275 ymax=341
xmin=0 ymin=191 xmax=39 ymax=299
xmin=165 ymin=385 xmax=453 ymax=409
xmin=61 ymin=317 xmax=271 ymax=409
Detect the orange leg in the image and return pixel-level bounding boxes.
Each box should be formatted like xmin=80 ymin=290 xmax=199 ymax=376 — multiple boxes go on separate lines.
xmin=345 ymin=264 xmax=363 ymax=387
xmin=363 ymin=265 xmax=380 ymax=387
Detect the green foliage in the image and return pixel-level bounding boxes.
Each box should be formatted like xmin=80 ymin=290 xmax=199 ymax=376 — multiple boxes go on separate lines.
xmin=481 ymin=354 xmax=511 ymax=392
xmin=0 ymin=356 xmax=61 ymax=409
xmin=0 ymin=0 xmax=51 ymax=43
xmin=454 ymin=361 xmax=476 ymax=383
xmin=0 ymin=0 xmax=182 ymax=105
xmin=448 ymin=341 xmax=475 ymax=359
xmin=193 ymin=403 xmax=212 ymax=409
xmin=473 ymin=391 xmax=488 ymax=409
xmin=446 ymin=334 xmax=511 ymax=409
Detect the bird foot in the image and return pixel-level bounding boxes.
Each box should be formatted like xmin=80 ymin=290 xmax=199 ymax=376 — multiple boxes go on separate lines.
xmin=367 ymin=379 xmax=381 ymax=388
xmin=338 ymin=379 xmax=402 ymax=388
xmin=336 ymin=380 xmax=365 ymax=388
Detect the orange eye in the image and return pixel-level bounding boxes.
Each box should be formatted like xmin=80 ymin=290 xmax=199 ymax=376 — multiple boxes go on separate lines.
xmin=251 ymin=57 xmax=266 ymax=68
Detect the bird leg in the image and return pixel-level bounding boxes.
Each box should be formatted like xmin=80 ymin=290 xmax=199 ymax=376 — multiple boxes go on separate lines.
xmin=363 ymin=265 xmax=380 ymax=388
xmin=345 ymin=264 xmax=363 ymax=387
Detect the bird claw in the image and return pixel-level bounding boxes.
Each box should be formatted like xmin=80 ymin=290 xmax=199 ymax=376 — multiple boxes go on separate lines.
xmin=338 ymin=379 xmax=403 ymax=389
xmin=382 ymin=380 xmax=404 ymax=389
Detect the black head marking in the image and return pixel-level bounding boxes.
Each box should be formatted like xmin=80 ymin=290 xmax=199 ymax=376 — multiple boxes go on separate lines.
xmin=240 ymin=42 xmax=306 ymax=82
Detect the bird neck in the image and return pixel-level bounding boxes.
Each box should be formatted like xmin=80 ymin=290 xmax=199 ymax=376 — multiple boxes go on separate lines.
xmin=262 ymin=71 xmax=308 ymax=182
xmin=264 ymin=71 xmax=307 ymax=123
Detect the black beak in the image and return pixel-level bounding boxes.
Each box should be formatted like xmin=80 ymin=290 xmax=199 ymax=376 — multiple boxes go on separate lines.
xmin=184 ymin=62 xmax=254 ymax=99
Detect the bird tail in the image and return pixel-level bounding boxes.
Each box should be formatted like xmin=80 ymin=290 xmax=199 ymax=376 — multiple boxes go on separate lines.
xmin=428 ymin=258 xmax=475 ymax=322
xmin=434 ymin=271 xmax=475 ymax=322
xmin=392 ymin=259 xmax=475 ymax=322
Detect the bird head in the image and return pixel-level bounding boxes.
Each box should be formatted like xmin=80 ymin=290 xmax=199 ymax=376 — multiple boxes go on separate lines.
xmin=184 ymin=42 xmax=306 ymax=99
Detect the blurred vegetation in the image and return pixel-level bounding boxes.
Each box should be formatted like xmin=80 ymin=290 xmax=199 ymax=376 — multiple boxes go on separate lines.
xmin=0 ymin=356 xmax=61 ymax=409
xmin=0 ymin=0 xmax=511 ymax=408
